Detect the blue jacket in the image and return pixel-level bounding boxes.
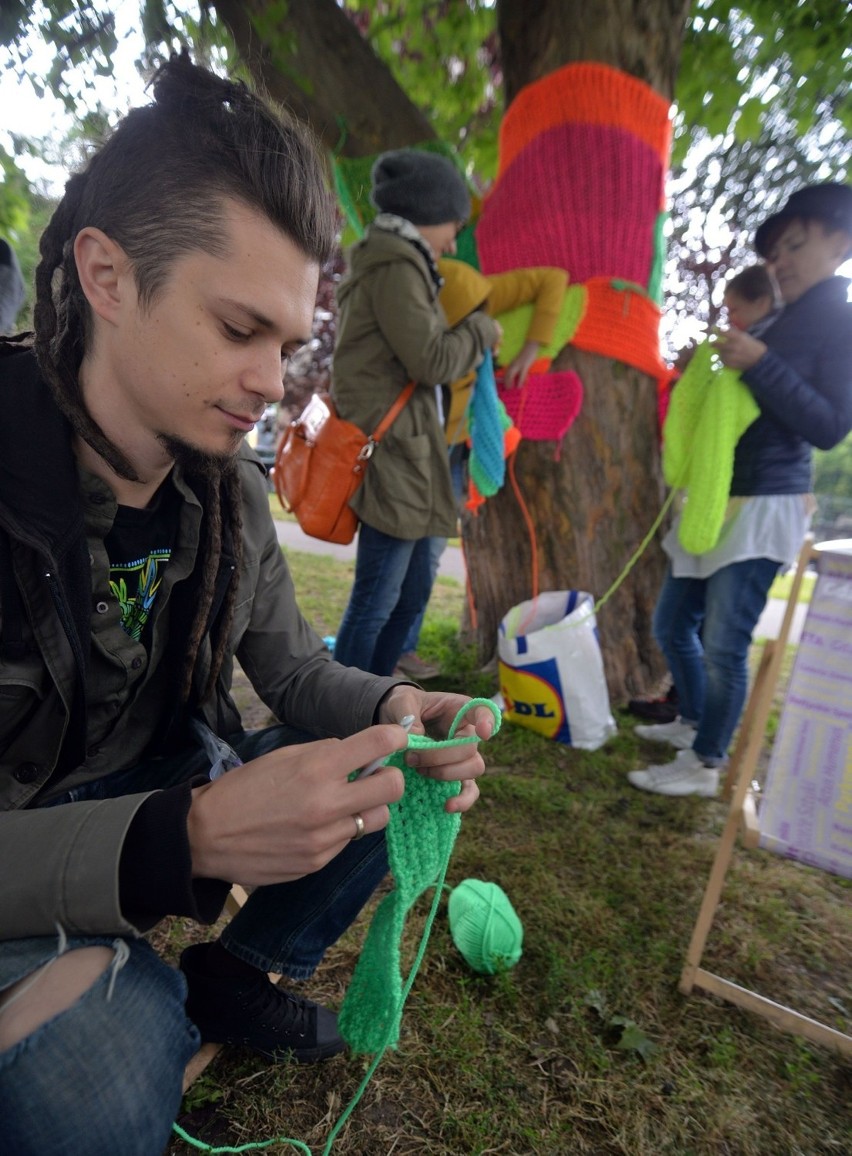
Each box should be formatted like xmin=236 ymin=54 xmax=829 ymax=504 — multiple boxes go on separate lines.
xmin=731 ymin=276 xmax=852 ymax=495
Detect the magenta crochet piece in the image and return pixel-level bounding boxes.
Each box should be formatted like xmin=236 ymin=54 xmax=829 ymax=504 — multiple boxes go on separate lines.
xmin=497 ymin=371 xmax=584 ymax=444
xmin=476 ymin=123 xmax=662 ymax=285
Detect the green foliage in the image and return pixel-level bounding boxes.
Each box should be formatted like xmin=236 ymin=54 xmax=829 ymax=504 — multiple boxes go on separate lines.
xmin=0 ymin=142 xmax=32 ymax=238
xmin=677 ymin=0 xmax=852 ymax=156
xmin=813 ymin=433 xmax=852 ymax=500
xmin=343 ymin=0 xmax=501 ymax=179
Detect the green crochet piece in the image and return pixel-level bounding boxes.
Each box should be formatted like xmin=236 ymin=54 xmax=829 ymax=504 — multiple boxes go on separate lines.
xmin=662 ymin=341 xmax=760 ymax=555
xmin=496 ymin=284 xmax=588 ymax=366
xmin=338 ymin=699 xmax=501 ymax=1054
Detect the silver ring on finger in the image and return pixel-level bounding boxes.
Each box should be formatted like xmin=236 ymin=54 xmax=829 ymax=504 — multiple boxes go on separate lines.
xmin=352 ymin=812 xmax=366 ymax=841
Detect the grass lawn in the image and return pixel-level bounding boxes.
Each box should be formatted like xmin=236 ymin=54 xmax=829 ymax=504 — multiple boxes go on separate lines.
xmin=163 ymin=549 xmax=850 ymax=1156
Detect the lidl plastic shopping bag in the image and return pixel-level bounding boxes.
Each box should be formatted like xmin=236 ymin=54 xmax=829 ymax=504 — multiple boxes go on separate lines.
xmin=497 ymin=591 xmax=616 ymax=750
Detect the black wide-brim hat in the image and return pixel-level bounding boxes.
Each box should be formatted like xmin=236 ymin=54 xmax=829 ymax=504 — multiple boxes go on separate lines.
xmin=755 ymin=182 xmax=852 ymax=257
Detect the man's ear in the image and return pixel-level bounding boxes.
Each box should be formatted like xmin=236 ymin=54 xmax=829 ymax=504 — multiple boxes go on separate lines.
xmin=73 ymin=227 xmax=133 ymax=325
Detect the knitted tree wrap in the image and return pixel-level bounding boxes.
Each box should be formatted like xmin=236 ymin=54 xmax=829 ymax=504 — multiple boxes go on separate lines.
xmin=475 ymin=61 xmax=671 ymax=383
xmin=496 ymin=61 xmax=671 ymax=181
xmin=477 ymin=123 xmax=663 ymax=287
xmin=338 ymin=700 xmax=502 ymax=1055
xmin=496 ymin=284 xmax=588 ymax=365
xmin=497 ymin=370 xmax=584 ymax=443
xmin=570 ymin=277 xmax=670 ymax=383
xmin=662 ymin=342 xmax=760 ymax=554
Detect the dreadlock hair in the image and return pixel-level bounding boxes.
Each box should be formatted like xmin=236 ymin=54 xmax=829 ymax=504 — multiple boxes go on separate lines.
xmin=33 ymin=51 xmax=338 ymax=704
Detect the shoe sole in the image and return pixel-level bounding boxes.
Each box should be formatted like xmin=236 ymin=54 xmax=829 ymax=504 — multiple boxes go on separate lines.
xmin=634 ymin=729 xmax=695 ymax=749
xmin=627 ymin=772 xmax=718 ymax=798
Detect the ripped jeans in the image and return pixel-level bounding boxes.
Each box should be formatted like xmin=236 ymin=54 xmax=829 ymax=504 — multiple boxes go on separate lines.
xmin=0 ymin=723 xmax=390 ymax=1155
xmin=0 ymin=932 xmax=196 ymax=1155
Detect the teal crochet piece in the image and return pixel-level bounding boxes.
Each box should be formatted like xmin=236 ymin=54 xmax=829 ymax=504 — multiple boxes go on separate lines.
xmin=468 ymin=349 xmax=509 ymax=498
xmin=338 ymin=699 xmax=502 ymax=1054
xmin=662 ymin=341 xmax=760 ymax=554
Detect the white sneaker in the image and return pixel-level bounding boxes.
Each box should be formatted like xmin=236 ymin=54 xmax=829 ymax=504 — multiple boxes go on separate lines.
xmin=634 ymin=716 xmax=697 ymax=749
xmin=627 ymin=749 xmax=719 ymax=798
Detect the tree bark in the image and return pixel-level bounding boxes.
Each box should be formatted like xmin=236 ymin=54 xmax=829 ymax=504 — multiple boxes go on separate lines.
xmin=213 ymin=0 xmax=437 ymax=155
xmin=469 ymin=0 xmax=691 ymax=701
xmin=463 ymin=348 xmax=669 ymax=700
xmin=219 ymin=0 xmax=692 ymax=702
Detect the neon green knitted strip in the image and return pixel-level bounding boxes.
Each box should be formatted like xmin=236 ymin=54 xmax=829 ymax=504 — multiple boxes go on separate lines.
xmin=662 ymin=341 xmax=760 ymax=554
xmin=338 ymin=698 xmax=501 ymax=1054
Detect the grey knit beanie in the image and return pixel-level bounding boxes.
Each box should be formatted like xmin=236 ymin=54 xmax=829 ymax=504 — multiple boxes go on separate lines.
xmin=370 ymin=149 xmax=470 ymax=226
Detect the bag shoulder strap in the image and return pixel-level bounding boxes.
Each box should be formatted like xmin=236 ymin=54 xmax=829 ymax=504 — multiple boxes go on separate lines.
xmin=370 ymin=381 xmax=417 ymax=444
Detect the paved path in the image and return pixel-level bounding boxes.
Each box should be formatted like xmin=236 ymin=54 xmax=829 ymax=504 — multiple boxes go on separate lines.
xmin=274 ymin=517 xmax=466 ymax=580
xmin=274 ymin=518 xmax=805 ymax=643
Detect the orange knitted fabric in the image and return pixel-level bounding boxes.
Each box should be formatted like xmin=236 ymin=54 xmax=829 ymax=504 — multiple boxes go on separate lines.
xmin=570 ymin=277 xmax=669 ymax=384
xmin=475 ymin=61 xmax=672 ymax=384
xmin=497 ymin=62 xmax=671 ymax=199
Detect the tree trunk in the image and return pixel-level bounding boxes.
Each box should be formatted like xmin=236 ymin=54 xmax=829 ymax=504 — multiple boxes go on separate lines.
xmin=465 ymin=0 xmax=691 ymax=702
xmin=463 ymin=348 xmax=669 ymax=699
xmin=214 ymin=0 xmax=437 ymax=155
xmin=219 ymin=0 xmax=691 ymax=702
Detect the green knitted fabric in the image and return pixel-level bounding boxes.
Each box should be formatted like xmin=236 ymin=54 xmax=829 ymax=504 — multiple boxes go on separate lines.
xmin=496 ymin=284 xmax=587 ymax=365
xmin=338 ymin=699 xmax=502 ymax=1054
xmin=648 ymin=210 xmax=668 ymax=304
xmin=662 ymin=341 xmax=760 ymax=554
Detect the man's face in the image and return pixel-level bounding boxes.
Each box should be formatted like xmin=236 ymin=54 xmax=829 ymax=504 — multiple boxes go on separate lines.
xmin=91 ymin=199 xmax=319 ymax=465
xmin=765 ymin=218 xmax=847 ymax=304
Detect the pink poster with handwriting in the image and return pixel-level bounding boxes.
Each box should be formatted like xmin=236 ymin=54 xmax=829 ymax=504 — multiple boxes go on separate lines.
xmin=758 ymin=547 xmax=852 ymax=878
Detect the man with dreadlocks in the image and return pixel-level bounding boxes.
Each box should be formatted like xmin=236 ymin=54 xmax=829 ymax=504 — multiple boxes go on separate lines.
xmin=0 ymin=55 xmax=494 ymax=1156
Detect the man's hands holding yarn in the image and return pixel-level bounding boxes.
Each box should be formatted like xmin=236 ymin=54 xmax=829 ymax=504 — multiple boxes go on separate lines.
xmin=377 ymin=686 xmax=494 ymax=814
xmin=187 ymin=726 xmax=408 ymax=887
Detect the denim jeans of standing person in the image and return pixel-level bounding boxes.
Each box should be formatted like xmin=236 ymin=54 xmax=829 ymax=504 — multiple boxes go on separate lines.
xmin=400 ymin=443 xmax=466 ymax=656
xmin=400 ymin=534 xmax=447 ymax=655
xmin=652 ymin=556 xmax=781 ymax=765
xmin=333 ymin=522 xmax=436 ymax=675
xmin=0 ymin=724 xmax=389 ymax=1156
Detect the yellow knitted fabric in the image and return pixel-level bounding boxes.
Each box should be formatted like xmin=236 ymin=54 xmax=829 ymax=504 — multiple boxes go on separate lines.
xmin=662 ymin=342 xmax=760 ymax=554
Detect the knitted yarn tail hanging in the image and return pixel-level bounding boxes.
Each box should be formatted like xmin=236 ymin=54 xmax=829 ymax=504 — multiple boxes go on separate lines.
xmin=339 ymin=699 xmax=502 ymax=1054
xmin=662 ymin=341 xmax=760 ymax=554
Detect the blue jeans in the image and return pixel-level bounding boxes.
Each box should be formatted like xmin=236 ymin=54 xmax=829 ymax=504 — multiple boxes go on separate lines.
xmin=333 ymin=522 xmax=437 ymax=675
xmin=401 ymin=535 xmax=447 ymax=654
xmin=0 ymin=725 xmax=389 ymax=1155
xmin=652 ymin=557 xmax=781 ymax=764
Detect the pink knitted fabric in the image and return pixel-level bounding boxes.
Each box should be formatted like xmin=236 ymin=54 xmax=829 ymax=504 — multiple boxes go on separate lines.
xmin=477 ymin=123 xmax=662 ymax=286
xmin=497 ymin=371 xmax=583 ymax=443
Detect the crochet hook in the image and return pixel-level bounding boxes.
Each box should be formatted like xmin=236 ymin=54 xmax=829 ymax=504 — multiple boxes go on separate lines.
xmin=357 ymin=713 xmax=415 ymax=779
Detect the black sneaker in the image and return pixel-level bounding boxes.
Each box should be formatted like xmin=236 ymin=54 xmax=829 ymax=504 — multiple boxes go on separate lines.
xmin=179 ymin=944 xmax=345 ymax=1063
xmin=628 ymin=683 xmax=679 ymax=723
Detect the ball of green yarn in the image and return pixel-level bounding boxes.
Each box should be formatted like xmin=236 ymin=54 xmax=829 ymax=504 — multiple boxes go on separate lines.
xmin=448 ymin=879 xmax=523 ymax=975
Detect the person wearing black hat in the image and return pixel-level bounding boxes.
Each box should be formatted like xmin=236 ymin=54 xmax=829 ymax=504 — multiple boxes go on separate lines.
xmin=331 ymin=150 xmax=501 ymax=676
xmin=629 ymin=182 xmax=852 ymax=799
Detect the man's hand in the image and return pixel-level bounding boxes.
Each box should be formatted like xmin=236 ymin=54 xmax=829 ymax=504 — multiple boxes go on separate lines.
xmin=377 ymin=687 xmax=495 ymax=815
xmin=713 ymin=326 xmax=767 ymax=372
xmin=187 ymin=725 xmax=408 ymax=886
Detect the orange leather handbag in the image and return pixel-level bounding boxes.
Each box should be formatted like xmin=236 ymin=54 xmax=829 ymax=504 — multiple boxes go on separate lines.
xmin=273 ymin=383 xmax=416 ymax=545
